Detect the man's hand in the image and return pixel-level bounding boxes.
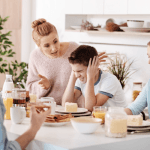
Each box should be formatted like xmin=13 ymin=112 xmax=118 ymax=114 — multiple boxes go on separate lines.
xmin=38 ymin=74 xmax=50 ymax=90
xmin=87 ymin=56 xmax=99 ymax=80
xmin=30 ymin=106 xmax=51 ymax=132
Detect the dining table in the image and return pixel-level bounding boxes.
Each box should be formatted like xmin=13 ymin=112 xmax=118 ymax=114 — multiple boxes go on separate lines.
xmin=4 ymin=115 xmax=150 ymax=150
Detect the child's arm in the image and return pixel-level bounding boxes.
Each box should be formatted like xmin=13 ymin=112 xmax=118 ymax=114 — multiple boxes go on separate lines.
xmin=62 ymin=71 xmax=82 ymax=107
xmin=85 ymin=56 xmax=109 ymax=111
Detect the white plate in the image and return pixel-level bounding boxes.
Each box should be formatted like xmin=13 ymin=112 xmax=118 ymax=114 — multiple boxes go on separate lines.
xmin=43 ymin=121 xmax=69 ymax=127
xmin=120 ymin=27 xmax=150 ymax=32
xmin=55 ymin=107 xmax=88 ymax=114
xmin=70 ymin=26 xmax=81 ymax=30
xmin=128 ymin=121 xmax=150 ymax=128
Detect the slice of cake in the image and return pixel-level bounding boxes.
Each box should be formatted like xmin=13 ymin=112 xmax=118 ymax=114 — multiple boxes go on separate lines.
xmin=65 ymin=102 xmax=78 ymax=112
xmin=127 ymin=115 xmax=143 ymax=126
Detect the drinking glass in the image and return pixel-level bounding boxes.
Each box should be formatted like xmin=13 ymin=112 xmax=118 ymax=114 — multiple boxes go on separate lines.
xmin=92 ymin=106 xmax=107 ymax=124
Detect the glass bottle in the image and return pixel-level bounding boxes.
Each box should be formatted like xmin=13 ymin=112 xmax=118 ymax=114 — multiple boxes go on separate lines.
xmin=2 ymin=75 xmax=14 ymax=98
xmin=105 ymin=107 xmax=127 ymax=138
xmin=3 ymin=91 xmax=13 ymax=120
xmin=132 ymin=82 xmax=142 ymax=101
xmin=26 ymin=91 xmax=30 ymax=103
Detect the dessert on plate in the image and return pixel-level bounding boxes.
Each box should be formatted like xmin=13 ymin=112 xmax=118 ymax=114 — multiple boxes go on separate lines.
xmin=65 ymin=102 xmax=78 ymax=112
xmin=127 ymin=115 xmax=143 ymax=126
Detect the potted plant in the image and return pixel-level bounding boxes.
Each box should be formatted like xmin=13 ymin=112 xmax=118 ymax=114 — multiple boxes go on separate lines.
xmin=0 ymin=16 xmax=28 ymax=88
xmin=107 ymin=52 xmax=136 ymax=89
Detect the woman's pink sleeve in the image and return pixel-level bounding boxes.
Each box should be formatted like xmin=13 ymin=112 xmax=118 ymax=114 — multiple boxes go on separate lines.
xmin=26 ymin=53 xmax=51 ymax=99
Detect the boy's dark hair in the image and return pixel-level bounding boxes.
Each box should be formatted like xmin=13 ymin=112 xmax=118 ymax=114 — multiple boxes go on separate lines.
xmin=68 ymin=45 xmax=98 ymax=66
xmin=147 ymin=41 xmax=150 ymax=46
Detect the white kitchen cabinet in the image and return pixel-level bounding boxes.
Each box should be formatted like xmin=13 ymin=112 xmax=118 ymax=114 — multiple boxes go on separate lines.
xmin=65 ymin=0 xmax=83 ymax=14
xmin=104 ymin=0 xmax=127 ymax=14
xmin=128 ymin=0 xmax=150 ymax=14
xmin=82 ymin=0 xmax=103 ymax=14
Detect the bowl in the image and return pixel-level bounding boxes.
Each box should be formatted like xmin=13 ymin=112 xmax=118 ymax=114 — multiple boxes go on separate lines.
xmin=127 ymin=20 xmax=144 ymax=28
xmin=70 ymin=117 xmax=102 ymax=134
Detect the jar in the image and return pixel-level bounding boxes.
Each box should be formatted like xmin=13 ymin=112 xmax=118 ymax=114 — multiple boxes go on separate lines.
xmin=92 ymin=106 xmax=107 ymax=124
xmin=105 ymin=107 xmax=127 ymax=138
xmin=132 ymin=82 xmax=142 ymax=101
xmin=12 ymin=89 xmax=26 ymax=107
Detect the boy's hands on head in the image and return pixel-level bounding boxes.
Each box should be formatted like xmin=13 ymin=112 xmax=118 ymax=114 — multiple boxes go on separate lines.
xmin=30 ymin=106 xmax=51 ymax=132
xmin=38 ymin=74 xmax=51 ymax=90
xmin=87 ymin=56 xmax=100 ymax=80
xmin=98 ymin=52 xmax=107 ymax=63
xmin=71 ymin=70 xmax=78 ymax=80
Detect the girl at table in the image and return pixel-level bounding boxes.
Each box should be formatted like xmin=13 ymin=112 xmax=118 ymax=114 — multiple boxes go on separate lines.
xmin=26 ymin=18 xmax=106 ymax=106
xmin=125 ymin=41 xmax=150 ymax=119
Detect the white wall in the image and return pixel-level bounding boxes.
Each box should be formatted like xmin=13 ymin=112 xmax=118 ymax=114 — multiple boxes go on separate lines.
xmin=21 ymin=0 xmax=36 ymax=63
xmin=21 ymin=0 xmax=65 ymax=63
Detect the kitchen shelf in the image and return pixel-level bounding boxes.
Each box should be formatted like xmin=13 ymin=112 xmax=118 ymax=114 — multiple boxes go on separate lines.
xmin=65 ymin=29 xmax=150 ymax=36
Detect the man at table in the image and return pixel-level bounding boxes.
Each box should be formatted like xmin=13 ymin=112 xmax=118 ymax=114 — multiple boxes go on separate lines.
xmin=124 ymin=41 xmax=150 ymax=118
xmin=0 ymin=95 xmax=51 ymax=150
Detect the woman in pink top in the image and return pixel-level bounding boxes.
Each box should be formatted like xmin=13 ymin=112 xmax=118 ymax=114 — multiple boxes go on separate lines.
xmin=26 ymin=18 xmax=106 ymax=106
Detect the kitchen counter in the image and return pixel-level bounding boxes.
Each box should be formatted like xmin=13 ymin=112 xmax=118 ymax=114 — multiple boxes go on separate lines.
xmin=4 ymin=118 xmax=150 ymax=150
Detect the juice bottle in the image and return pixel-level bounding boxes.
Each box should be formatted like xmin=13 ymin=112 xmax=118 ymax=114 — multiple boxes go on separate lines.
xmin=3 ymin=91 xmax=13 ymax=120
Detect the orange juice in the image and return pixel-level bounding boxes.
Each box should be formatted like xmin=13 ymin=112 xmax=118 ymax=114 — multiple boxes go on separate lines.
xmin=3 ymin=94 xmax=13 ymax=120
xmin=93 ymin=111 xmax=106 ymax=124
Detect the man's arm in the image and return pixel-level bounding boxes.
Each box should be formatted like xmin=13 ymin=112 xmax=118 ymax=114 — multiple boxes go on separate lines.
xmin=62 ymin=71 xmax=81 ymax=106
xmin=124 ymin=108 xmax=133 ymax=115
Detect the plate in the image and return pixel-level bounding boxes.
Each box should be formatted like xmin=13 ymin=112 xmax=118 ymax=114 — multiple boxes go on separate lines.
xmin=127 ymin=126 xmax=150 ymax=132
xmin=72 ymin=111 xmax=91 ymax=117
xmin=128 ymin=121 xmax=150 ymax=128
xmin=43 ymin=121 xmax=69 ymax=127
xmin=55 ymin=107 xmax=88 ymax=114
xmin=120 ymin=27 xmax=150 ymax=32
xmin=70 ymin=26 xmax=81 ymax=30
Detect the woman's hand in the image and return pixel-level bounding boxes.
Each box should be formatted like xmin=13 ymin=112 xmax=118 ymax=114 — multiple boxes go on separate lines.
xmin=38 ymin=74 xmax=50 ymax=90
xmin=98 ymin=52 xmax=107 ymax=63
xmin=87 ymin=56 xmax=100 ymax=80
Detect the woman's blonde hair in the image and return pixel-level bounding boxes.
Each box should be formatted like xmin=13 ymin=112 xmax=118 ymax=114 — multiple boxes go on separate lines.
xmin=31 ymin=18 xmax=57 ymax=46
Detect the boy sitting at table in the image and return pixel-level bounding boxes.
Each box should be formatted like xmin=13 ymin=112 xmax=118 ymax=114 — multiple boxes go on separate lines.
xmin=62 ymin=45 xmax=127 ymax=111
